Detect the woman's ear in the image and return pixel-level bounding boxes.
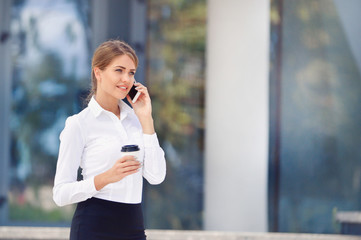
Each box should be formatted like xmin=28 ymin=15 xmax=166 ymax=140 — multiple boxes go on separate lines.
xmin=94 ymin=67 xmax=101 ymax=82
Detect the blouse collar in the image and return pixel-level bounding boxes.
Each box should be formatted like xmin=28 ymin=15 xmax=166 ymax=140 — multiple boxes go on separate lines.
xmin=88 ymin=96 xmax=133 ymax=121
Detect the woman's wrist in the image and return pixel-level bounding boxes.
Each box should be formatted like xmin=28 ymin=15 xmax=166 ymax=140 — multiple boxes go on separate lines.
xmin=139 ymin=116 xmax=155 ymax=135
xmin=94 ymin=172 xmax=109 ymax=191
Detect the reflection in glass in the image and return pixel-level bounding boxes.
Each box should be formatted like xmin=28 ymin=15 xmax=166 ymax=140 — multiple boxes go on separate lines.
xmin=269 ymin=0 xmax=361 ymax=233
xmin=145 ymin=0 xmax=206 ymax=229
xmin=9 ymin=0 xmax=91 ymax=223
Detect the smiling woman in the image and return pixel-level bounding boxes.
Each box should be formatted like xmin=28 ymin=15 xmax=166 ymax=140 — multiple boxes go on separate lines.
xmin=53 ymin=40 xmax=166 ymax=240
xmin=87 ymin=40 xmax=138 ymax=104
xmin=94 ymin=54 xmax=137 ymax=114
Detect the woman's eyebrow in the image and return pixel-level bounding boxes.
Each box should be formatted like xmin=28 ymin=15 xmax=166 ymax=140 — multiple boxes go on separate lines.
xmin=114 ymin=65 xmax=136 ymax=71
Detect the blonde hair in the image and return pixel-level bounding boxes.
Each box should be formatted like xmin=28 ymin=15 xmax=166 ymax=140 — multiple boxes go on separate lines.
xmin=86 ymin=40 xmax=138 ymax=102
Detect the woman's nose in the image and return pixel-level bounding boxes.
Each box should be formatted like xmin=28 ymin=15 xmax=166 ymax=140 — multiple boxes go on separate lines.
xmin=120 ymin=73 xmax=131 ymax=83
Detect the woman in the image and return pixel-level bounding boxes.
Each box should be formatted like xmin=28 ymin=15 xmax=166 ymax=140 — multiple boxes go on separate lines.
xmin=53 ymin=40 xmax=166 ymax=240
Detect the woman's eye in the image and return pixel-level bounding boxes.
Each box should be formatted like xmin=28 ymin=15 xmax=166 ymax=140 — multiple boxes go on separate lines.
xmin=130 ymin=72 xmax=135 ymax=76
xmin=115 ymin=69 xmax=122 ymax=72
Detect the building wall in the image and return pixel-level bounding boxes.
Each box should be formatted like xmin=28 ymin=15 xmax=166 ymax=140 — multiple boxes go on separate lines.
xmin=205 ymin=0 xmax=269 ymax=232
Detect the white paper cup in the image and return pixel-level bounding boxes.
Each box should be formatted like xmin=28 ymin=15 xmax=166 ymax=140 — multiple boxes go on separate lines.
xmin=121 ymin=144 xmax=142 ymax=166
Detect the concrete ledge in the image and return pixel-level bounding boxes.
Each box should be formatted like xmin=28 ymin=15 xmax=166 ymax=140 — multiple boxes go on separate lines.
xmin=147 ymin=230 xmax=361 ymax=240
xmin=0 ymin=227 xmax=68 ymax=240
xmin=337 ymin=211 xmax=361 ymax=224
xmin=1 ymin=227 xmax=361 ymax=240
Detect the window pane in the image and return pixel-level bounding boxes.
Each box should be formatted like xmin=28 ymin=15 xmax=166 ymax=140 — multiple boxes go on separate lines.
xmin=145 ymin=0 xmax=206 ymax=229
xmin=9 ymin=0 xmax=91 ymax=224
xmin=269 ymin=0 xmax=361 ymax=233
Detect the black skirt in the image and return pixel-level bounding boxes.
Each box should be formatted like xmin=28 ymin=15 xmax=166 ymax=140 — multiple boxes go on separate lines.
xmin=70 ymin=197 xmax=146 ymax=240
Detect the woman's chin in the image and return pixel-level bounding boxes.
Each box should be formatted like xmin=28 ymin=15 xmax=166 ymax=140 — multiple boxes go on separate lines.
xmin=113 ymin=92 xmax=127 ymax=100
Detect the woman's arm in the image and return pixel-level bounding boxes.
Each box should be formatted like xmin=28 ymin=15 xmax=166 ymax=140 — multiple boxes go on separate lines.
xmin=94 ymin=155 xmax=141 ymax=190
xmin=53 ymin=116 xmax=98 ymax=207
xmin=142 ymin=133 xmax=166 ymax=184
xmin=126 ymin=82 xmax=166 ymax=184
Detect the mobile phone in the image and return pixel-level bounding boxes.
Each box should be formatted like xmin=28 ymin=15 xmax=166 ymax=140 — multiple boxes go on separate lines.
xmin=128 ymin=84 xmax=141 ymax=103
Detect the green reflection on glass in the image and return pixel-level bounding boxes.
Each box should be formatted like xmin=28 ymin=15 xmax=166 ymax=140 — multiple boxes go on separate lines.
xmin=10 ymin=0 xmax=91 ymax=223
xmin=146 ymin=0 xmax=206 ymax=230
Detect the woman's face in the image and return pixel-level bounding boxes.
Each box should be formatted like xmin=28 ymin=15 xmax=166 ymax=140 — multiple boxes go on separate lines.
xmin=95 ymin=54 xmax=136 ymax=100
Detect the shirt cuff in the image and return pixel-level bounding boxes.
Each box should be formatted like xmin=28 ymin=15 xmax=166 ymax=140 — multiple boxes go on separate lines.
xmin=87 ymin=176 xmax=99 ymax=195
xmin=143 ymin=133 xmax=160 ymax=148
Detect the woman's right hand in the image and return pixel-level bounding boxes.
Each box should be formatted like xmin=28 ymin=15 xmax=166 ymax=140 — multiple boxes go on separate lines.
xmin=94 ymin=156 xmax=141 ymax=191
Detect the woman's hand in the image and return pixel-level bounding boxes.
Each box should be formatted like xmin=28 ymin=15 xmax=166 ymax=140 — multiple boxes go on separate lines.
xmin=126 ymin=82 xmax=155 ymax=134
xmin=94 ymin=155 xmax=141 ymax=191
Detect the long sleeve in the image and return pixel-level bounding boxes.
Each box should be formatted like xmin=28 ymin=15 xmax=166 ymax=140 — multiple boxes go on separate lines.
xmin=53 ymin=116 xmax=98 ymax=207
xmin=142 ymin=133 xmax=166 ymax=185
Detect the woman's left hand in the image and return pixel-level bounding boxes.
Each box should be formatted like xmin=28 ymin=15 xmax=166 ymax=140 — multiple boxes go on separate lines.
xmin=127 ymin=82 xmax=152 ymax=117
xmin=127 ymin=82 xmax=155 ymax=134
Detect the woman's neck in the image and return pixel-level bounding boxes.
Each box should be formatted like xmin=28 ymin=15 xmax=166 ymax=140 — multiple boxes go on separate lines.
xmin=95 ymin=92 xmax=120 ymax=118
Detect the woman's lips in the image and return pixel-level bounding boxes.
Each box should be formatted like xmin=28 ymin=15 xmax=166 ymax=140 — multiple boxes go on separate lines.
xmin=117 ymin=85 xmax=128 ymax=91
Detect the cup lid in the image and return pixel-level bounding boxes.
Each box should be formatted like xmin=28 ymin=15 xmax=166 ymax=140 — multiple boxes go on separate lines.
xmin=121 ymin=144 xmax=140 ymax=152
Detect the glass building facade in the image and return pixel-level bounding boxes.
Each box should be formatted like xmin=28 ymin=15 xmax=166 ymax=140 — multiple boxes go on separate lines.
xmin=269 ymin=0 xmax=361 ymax=233
xmin=144 ymin=0 xmax=205 ymax=229
xmin=2 ymin=0 xmax=206 ymax=229
xmin=0 ymin=0 xmax=360 ymax=235
xmin=8 ymin=0 xmax=91 ymax=223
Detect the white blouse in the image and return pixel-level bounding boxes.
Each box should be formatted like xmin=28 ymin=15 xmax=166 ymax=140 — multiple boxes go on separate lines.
xmin=53 ymin=97 xmax=166 ymax=206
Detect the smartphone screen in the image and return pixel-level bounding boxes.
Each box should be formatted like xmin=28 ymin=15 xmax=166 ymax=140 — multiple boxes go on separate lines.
xmin=128 ymin=84 xmax=138 ymax=100
xmin=128 ymin=84 xmax=141 ymax=103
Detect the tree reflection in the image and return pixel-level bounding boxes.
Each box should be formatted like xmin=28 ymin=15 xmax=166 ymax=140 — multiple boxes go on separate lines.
xmin=145 ymin=0 xmax=206 ymax=229
xmin=269 ymin=0 xmax=361 ymax=233
xmin=10 ymin=0 xmax=91 ymax=222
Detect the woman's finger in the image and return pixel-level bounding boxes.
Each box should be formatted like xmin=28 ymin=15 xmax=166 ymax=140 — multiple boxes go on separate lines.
xmin=116 ymin=162 xmax=140 ymax=174
xmin=135 ymin=87 xmax=150 ymax=100
xmin=134 ymin=83 xmax=148 ymax=93
xmin=119 ymin=155 xmax=136 ymax=163
xmin=120 ymin=159 xmax=140 ymax=167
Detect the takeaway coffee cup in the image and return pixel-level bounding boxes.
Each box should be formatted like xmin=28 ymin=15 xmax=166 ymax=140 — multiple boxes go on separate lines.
xmin=121 ymin=144 xmax=142 ymax=166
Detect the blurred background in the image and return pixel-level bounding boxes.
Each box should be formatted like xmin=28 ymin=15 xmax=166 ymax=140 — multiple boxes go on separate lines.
xmin=0 ymin=0 xmax=360 ymax=235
